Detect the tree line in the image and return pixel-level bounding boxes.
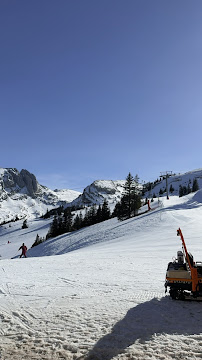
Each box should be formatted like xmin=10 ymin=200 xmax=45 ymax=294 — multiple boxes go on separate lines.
xmin=31 ymin=172 xmax=142 ymax=247
xmin=33 ymin=173 xmax=200 ymax=246
xmin=46 ymin=172 xmax=142 ymax=238
xmin=154 ymin=178 xmax=199 ymax=198
xmin=32 ymin=199 xmax=112 ymax=247
xmin=46 ymin=198 xmax=111 ymax=239
xmin=113 ymin=173 xmax=142 ymax=220
xmin=179 ymin=178 xmax=199 ymax=197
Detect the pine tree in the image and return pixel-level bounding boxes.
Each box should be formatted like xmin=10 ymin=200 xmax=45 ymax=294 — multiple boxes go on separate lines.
xmin=179 ymin=185 xmax=184 ymax=197
xmin=43 ymin=208 xmax=50 ymax=219
xmin=117 ymin=172 xmax=141 ymax=220
xmin=57 ymin=215 xmax=63 ymax=235
xmin=134 ymin=174 xmax=139 ymax=185
xmin=83 ymin=208 xmax=90 ymax=227
xmin=187 ymin=183 xmax=192 ymax=194
xmin=179 ymin=184 xmax=189 ymax=197
xmin=63 ymin=208 xmax=73 ymax=233
xmin=112 ymin=201 xmax=121 ymax=218
xmin=124 ymin=172 xmax=136 ymax=218
xmin=49 ymin=214 xmax=59 ymax=238
xmin=192 ymin=178 xmax=199 ymax=192
xmin=88 ymin=205 xmax=97 ymax=225
xmin=73 ymin=214 xmax=81 ymax=230
xmin=131 ymin=192 xmax=142 ymax=215
xmin=183 ymin=186 xmax=188 ymax=196
xmin=32 ymin=234 xmax=41 ymax=247
xmin=31 ymin=234 xmax=45 ymax=248
xmin=96 ymin=205 xmax=102 ymax=223
xmin=22 ymin=219 xmax=28 ymax=229
xmin=101 ymin=199 xmax=111 ymax=221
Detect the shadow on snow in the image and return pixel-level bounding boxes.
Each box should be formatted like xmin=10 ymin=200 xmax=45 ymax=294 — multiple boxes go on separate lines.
xmin=83 ymin=296 xmax=202 ymax=360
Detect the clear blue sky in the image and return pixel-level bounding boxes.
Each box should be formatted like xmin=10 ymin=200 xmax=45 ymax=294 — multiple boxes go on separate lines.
xmin=1 ymin=0 xmax=202 ymax=190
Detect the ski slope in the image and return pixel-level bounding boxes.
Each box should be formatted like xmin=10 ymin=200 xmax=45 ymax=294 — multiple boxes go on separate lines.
xmin=1 ymin=192 xmax=202 ymax=359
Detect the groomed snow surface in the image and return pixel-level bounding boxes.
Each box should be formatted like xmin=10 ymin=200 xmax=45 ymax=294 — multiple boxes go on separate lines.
xmin=1 ymin=192 xmax=202 ymax=359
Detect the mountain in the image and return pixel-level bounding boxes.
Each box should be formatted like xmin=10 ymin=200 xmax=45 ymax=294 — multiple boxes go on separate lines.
xmin=1 ymin=167 xmax=202 ymax=224
xmin=70 ymin=179 xmax=126 ymax=209
xmin=1 ymin=188 xmax=202 ymax=359
xmin=0 ymin=168 xmax=81 ymax=223
xmin=145 ymin=168 xmax=202 ymax=198
xmin=70 ymin=168 xmax=202 ymax=210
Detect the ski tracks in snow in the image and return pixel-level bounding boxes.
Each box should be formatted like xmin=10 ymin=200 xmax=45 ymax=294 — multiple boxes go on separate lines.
xmin=0 ymin=302 xmax=117 ymax=360
xmin=1 ymin=296 xmax=202 ymax=359
xmin=1 ymin=203 xmax=202 ymax=359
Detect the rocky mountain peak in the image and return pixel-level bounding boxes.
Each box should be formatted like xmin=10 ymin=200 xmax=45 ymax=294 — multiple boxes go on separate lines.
xmin=71 ymin=180 xmax=126 ymax=208
xmin=0 ymin=168 xmax=81 ymax=223
xmin=0 ymin=168 xmax=39 ymax=198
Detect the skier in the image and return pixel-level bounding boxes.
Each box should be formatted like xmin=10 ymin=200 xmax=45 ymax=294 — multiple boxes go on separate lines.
xmin=18 ymin=243 xmax=27 ymax=258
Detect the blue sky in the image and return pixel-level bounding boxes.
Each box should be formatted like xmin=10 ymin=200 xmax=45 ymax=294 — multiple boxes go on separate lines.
xmin=1 ymin=0 xmax=202 ymax=191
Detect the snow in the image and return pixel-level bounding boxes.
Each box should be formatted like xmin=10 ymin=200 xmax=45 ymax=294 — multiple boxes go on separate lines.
xmin=0 ymin=189 xmax=81 ymax=223
xmin=52 ymin=189 xmax=82 ymax=203
xmin=1 ymin=192 xmax=202 ymax=359
xmin=71 ymin=180 xmax=126 ymax=209
xmin=0 ymin=167 xmax=81 ymax=223
xmin=150 ymin=168 xmax=202 ymax=198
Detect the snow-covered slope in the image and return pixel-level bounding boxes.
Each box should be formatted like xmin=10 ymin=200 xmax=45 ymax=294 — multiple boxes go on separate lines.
xmin=1 ymin=190 xmax=202 ymax=359
xmin=0 ymin=168 xmax=81 ymax=223
xmin=148 ymin=168 xmax=202 ymax=197
xmin=70 ymin=169 xmax=202 ymax=210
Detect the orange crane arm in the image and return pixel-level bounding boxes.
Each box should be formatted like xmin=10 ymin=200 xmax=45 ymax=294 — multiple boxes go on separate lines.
xmin=177 ymin=228 xmax=199 ymax=292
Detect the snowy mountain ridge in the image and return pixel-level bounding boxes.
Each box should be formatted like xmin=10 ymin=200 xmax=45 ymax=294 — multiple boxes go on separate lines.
xmin=70 ymin=179 xmax=126 ymax=209
xmin=1 ymin=166 xmax=202 ymax=224
xmin=0 ymin=168 xmax=80 ymax=223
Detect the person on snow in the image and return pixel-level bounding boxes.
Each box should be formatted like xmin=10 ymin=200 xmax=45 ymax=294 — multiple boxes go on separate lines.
xmin=18 ymin=243 xmax=27 ymax=258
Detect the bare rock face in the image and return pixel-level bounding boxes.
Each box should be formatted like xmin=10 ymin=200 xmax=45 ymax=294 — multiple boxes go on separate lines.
xmin=1 ymin=168 xmax=39 ymax=197
xmin=10 ymin=170 xmax=25 ymax=188
xmin=20 ymin=169 xmax=38 ymax=196
xmin=0 ymin=167 xmax=81 ymax=223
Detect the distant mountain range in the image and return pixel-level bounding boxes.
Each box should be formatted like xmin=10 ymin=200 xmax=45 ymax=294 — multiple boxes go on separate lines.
xmin=0 ymin=167 xmax=202 ymax=224
xmin=0 ymin=168 xmax=80 ymax=223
